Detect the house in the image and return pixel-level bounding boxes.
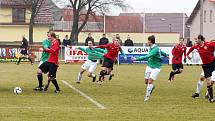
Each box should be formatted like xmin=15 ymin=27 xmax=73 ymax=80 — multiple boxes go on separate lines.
xmin=187 ymin=0 xmax=215 ymax=40
xmin=120 ymin=13 xmax=189 ymax=39
xmin=0 ymin=0 xmax=54 ymax=43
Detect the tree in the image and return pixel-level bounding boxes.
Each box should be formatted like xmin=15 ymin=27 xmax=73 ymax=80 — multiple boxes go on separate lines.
xmin=68 ymin=0 xmax=128 ymax=45
xmin=16 ymin=0 xmax=46 ymax=45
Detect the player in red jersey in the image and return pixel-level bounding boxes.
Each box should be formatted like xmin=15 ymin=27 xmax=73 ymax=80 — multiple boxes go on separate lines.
xmin=95 ymin=38 xmax=126 ymax=84
xmin=168 ymin=37 xmax=187 ymax=82
xmin=39 ymin=32 xmax=60 ymax=93
xmin=187 ymin=35 xmax=215 ymax=102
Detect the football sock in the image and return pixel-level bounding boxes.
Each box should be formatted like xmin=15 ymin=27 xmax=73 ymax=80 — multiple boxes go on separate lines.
xmin=37 ymin=74 xmax=43 ymax=87
xmin=99 ymin=70 xmax=106 ymax=81
xmin=28 ymin=58 xmax=33 ymax=64
xmin=146 ymin=84 xmax=154 ymax=97
xmin=174 ymin=70 xmax=181 ymax=74
xmin=207 ymin=85 xmax=213 ymax=99
xmin=77 ymin=72 xmax=82 ymax=82
xmin=52 ymin=79 xmax=60 ymax=91
xmin=196 ymin=80 xmax=203 ymax=94
xmin=168 ymin=71 xmax=175 ymax=80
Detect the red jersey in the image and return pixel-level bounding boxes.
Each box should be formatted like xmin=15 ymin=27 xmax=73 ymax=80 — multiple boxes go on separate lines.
xmin=96 ymin=43 xmax=123 ymax=61
xmin=44 ymin=39 xmax=59 ymax=65
xmin=172 ymin=44 xmax=186 ymax=64
xmin=186 ymin=42 xmax=215 ymax=64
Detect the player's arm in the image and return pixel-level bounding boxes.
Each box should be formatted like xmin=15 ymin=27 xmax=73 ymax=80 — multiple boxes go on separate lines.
xmin=94 ymin=48 xmax=106 ymax=53
xmin=208 ymin=41 xmax=215 ymax=47
xmin=44 ymin=41 xmax=59 ymax=53
xmin=76 ymin=47 xmax=87 ymax=53
xmin=161 ymin=50 xmax=168 ymax=57
xmin=186 ymin=46 xmax=195 ymax=60
xmin=42 ymin=40 xmax=49 ymax=49
xmin=135 ymin=47 xmax=159 ymax=61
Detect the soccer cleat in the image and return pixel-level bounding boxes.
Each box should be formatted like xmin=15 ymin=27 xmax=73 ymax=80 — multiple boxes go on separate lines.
xmin=109 ymin=74 xmax=114 ymax=80
xmin=205 ymin=95 xmax=209 ymax=99
xmin=208 ymin=98 xmax=214 ymax=103
xmin=54 ymin=90 xmax=61 ymax=93
xmin=33 ymin=86 xmax=44 ymax=91
xmin=92 ymin=75 xmax=96 ymax=82
xmin=144 ymin=96 xmax=150 ymax=102
xmin=191 ymin=93 xmax=199 ymax=98
xmin=43 ymin=85 xmax=49 ymax=91
xmin=76 ymin=81 xmax=81 ymax=84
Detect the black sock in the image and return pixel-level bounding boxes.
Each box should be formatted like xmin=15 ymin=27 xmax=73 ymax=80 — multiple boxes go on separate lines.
xmin=168 ymin=71 xmax=175 ymax=80
xmin=52 ymin=79 xmax=60 ymax=90
xmin=17 ymin=58 xmax=22 ymax=64
xmin=207 ymin=85 xmax=213 ymax=99
xmin=37 ymin=74 xmax=43 ymax=87
xmin=99 ymin=70 xmax=106 ymax=81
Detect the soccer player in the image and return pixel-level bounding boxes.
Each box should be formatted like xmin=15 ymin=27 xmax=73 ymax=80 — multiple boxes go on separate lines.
xmin=131 ymin=35 xmax=168 ymax=102
xmin=34 ymin=32 xmax=51 ymax=91
xmin=95 ymin=38 xmax=126 ymax=84
xmin=76 ymin=40 xmax=107 ymax=84
xmin=187 ymin=35 xmax=215 ymax=102
xmin=39 ymin=32 xmax=60 ymax=93
xmin=168 ymin=37 xmax=186 ymax=82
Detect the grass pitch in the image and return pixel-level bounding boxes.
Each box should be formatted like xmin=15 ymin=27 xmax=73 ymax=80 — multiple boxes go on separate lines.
xmin=0 ymin=63 xmax=214 ymax=121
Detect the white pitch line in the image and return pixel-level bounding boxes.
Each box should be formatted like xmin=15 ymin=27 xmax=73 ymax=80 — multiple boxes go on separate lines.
xmin=61 ymin=80 xmax=106 ymax=109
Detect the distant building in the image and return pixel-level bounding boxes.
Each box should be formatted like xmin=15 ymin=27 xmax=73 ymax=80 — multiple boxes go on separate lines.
xmin=0 ymin=0 xmax=54 ymax=42
xmin=187 ymin=0 xmax=215 ymax=40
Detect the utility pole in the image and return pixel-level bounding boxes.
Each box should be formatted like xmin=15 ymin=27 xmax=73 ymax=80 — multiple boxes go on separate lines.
xmin=200 ymin=0 xmax=204 ymax=35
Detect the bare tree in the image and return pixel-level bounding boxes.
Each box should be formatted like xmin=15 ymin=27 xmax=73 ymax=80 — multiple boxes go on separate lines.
xmin=68 ymin=0 xmax=128 ymax=45
xmin=16 ymin=0 xmax=46 ymax=45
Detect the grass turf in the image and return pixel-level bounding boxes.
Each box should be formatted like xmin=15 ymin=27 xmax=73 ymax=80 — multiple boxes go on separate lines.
xmin=0 ymin=63 xmax=214 ymax=121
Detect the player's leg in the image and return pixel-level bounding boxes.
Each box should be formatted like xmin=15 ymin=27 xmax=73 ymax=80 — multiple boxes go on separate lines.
xmin=27 ymin=57 xmax=33 ymax=65
xmin=203 ymin=65 xmax=214 ymax=102
xmin=48 ymin=63 xmax=60 ymax=93
xmin=191 ymin=72 xmax=205 ymax=98
xmin=144 ymin=66 xmax=160 ymax=101
xmin=34 ymin=62 xmax=48 ymax=91
xmin=76 ymin=69 xmax=86 ymax=84
xmin=16 ymin=57 xmax=23 ymax=65
xmin=168 ymin=64 xmax=177 ymax=81
xmin=98 ymin=67 xmax=107 ymax=83
xmin=88 ymin=62 xmax=97 ymax=82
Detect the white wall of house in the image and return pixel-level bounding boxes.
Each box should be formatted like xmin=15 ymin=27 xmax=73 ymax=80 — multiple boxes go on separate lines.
xmin=190 ymin=1 xmax=215 ymax=41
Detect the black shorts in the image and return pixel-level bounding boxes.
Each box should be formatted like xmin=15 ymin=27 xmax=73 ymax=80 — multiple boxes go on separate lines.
xmin=102 ymin=57 xmax=114 ymax=69
xmin=39 ymin=62 xmax=58 ymax=78
xmin=202 ymin=60 xmax=215 ymax=78
xmin=172 ymin=63 xmax=183 ymax=71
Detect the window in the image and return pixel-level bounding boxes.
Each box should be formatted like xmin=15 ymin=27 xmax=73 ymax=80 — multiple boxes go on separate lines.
xmin=204 ymin=10 xmax=207 ymax=23
xmin=210 ymin=10 xmax=213 ymax=23
xmin=12 ymin=8 xmax=25 ymax=23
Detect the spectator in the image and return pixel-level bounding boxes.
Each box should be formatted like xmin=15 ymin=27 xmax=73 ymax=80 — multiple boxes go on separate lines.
xmin=85 ymin=33 xmax=95 ymax=46
xmin=99 ymin=33 xmax=109 ymax=45
xmin=16 ymin=35 xmax=33 ymax=65
xmin=124 ymin=35 xmax=134 ymax=46
xmin=62 ymin=35 xmax=71 ymax=47
xmin=116 ymin=34 xmax=123 ymax=46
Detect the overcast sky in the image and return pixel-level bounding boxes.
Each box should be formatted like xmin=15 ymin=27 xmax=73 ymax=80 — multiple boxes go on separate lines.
xmin=53 ymin=0 xmax=199 ymax=16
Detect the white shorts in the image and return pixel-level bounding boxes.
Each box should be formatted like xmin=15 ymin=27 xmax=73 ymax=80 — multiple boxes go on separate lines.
xmin=81 ymin=59 xmax=97 ymax=73
xmin=145 ymin=66 xmax=161 ymax=80
xmin=200 ymin=71 xmax=215 ymax=81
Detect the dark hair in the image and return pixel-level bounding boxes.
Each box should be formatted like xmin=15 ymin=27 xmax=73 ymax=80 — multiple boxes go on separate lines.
xmin=198 ymin=35 xmax=205 ymax=41
xmin=65 ymin=35 xmax=68 ymax=37
xmin=148 ymin=35 xmax=155 ymax=44
xmin=50 ymin=32 xmax=56 ymax=38
xmin=57 ymin=39 xmax=61 ymax=45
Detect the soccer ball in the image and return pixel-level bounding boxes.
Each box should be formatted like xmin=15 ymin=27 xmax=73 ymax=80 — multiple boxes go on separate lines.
xmin=14 ymin=87 xmax=22 ymax=94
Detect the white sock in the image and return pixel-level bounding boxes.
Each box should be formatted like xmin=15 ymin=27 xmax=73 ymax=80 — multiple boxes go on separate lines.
xmin=77 ymin=72 xmax=82 ymax=82
xmin=205 ymin=91 xmax=208 ymax=96
xmin=146 ymin=84 xmax=154 ymax=97
xmin=196 ymin=80 xmax=203 ymax=94
xmin=91 ymin=73 xmax=96 ymax=78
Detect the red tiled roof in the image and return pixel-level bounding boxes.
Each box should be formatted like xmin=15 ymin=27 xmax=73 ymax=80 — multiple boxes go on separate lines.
xmin=0 ymin=0 xmax=53 ymax=25
xmin=105 ymin=16 xmax=143 ymax=33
